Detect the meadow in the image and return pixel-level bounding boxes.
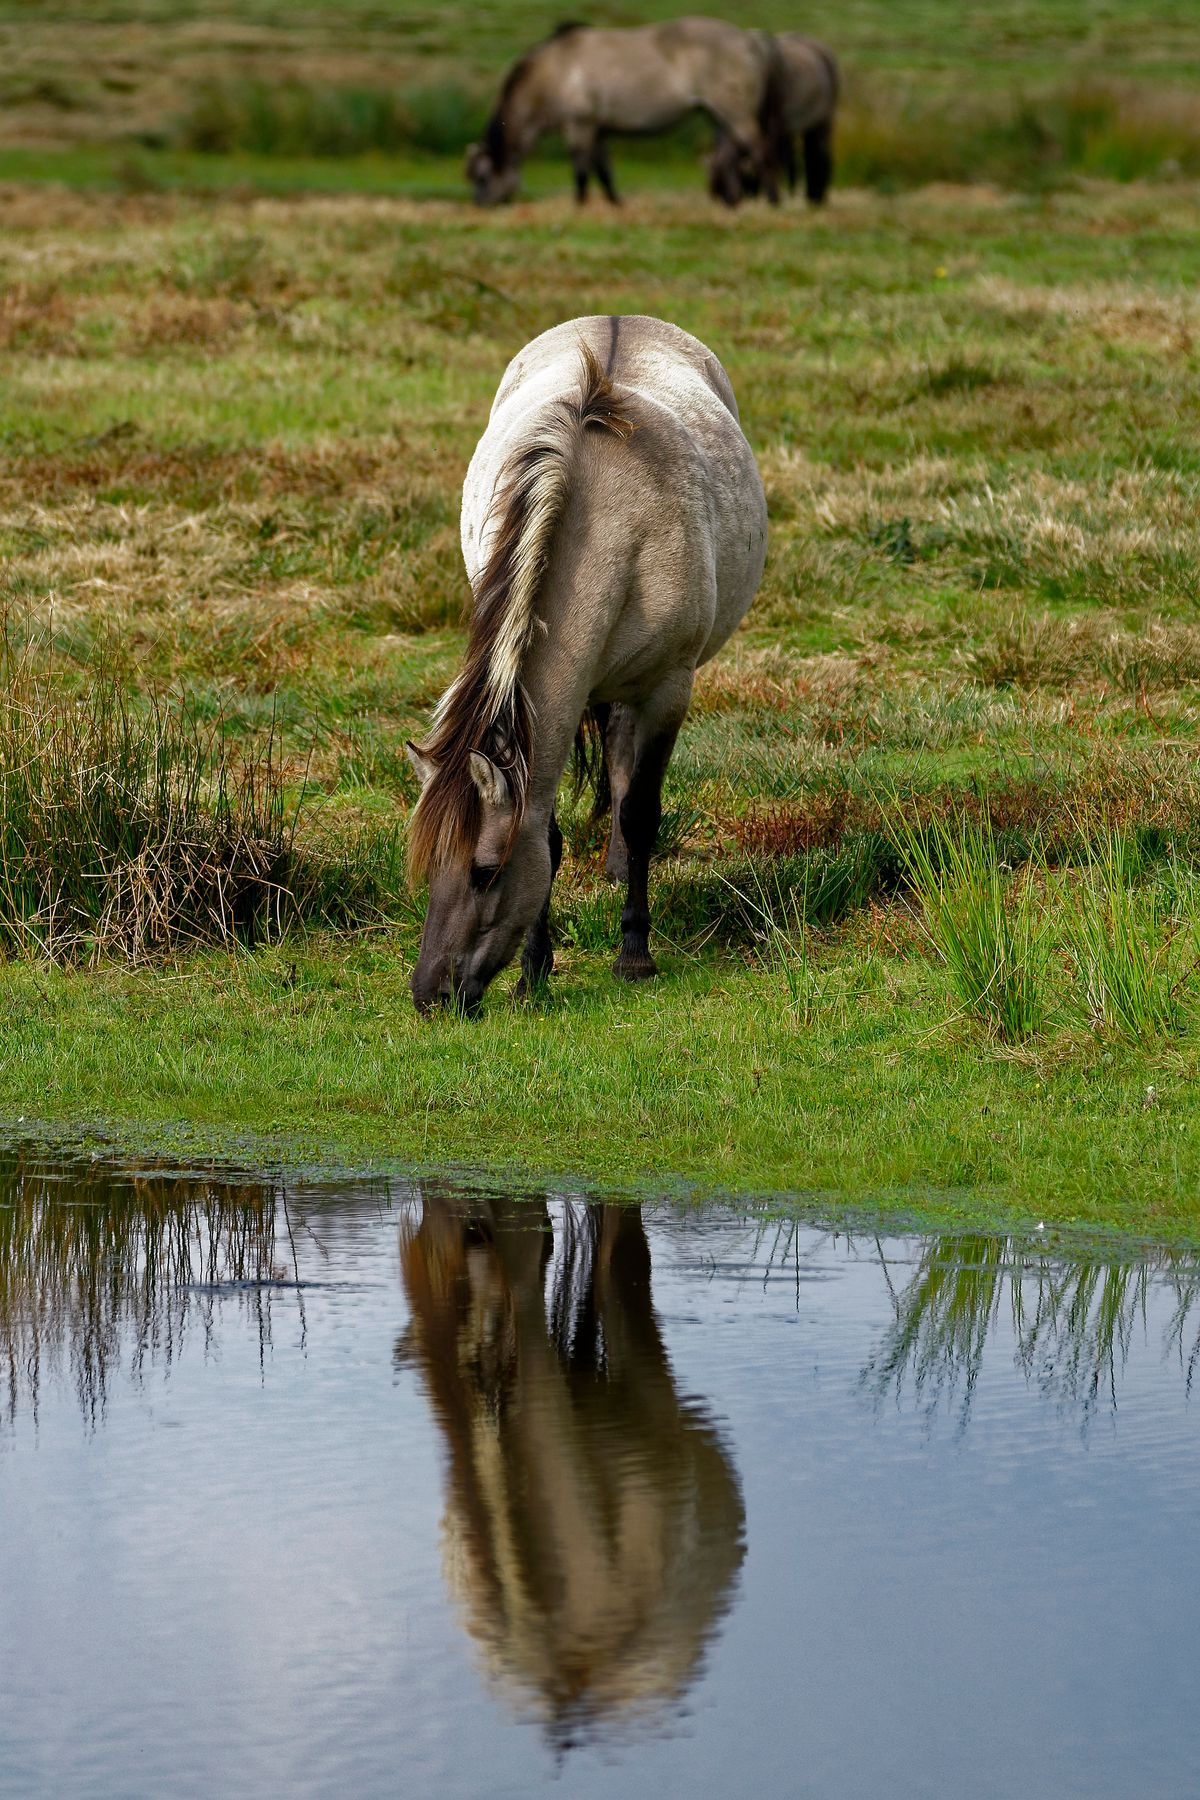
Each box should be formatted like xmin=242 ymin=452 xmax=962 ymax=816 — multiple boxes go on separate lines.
xmin=2 ymin=2 xmax=1200 ymax=1232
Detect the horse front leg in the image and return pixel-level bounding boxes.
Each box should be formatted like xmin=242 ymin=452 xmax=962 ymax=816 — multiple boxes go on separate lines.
xmin=517 ymin=810 xmax=563 ymax=998
xmin=612 ymin=678 xmax=690 ymax=983
xmin=566 ymin=124 xmax=597 ymax=204
xmin=803 ymin=119 xmax=834 ymax=203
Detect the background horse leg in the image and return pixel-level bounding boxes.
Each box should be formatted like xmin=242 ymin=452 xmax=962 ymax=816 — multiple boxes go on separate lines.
xmin=516 ymin=810 xmax=563 ymax=997
xmin=783 ymin=131 xmax=799 ymax=195
xmin=754 ymin=127 xmax=782 ymax=205
xmin=613 ymin=676 xmax=691 ymax=983
xmin=565 ymin=122 xmax=597 ymax=203
xmin=592 ymin=135 xmax=620 ymax=204
xmin=803 ymin=119 xmax=834 ymax=202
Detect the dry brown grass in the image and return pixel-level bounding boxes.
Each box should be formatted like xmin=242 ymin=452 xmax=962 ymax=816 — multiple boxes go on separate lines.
xmin=965 ymin=612 xmax=1200 ymax=694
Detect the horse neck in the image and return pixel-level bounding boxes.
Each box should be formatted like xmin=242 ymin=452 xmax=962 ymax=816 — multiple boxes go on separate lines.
xmin=501 ymin=53 xmax=558 ymax=159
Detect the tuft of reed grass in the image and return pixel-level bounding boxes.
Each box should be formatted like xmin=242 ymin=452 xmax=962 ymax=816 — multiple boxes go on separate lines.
xmin=0 ymin=631 xmax=402 ymax=961
xmin=1064 ymin=832 xmax=1187 ymax=1042
xmin=890 ymin=811 xmax=1046 ymax=1041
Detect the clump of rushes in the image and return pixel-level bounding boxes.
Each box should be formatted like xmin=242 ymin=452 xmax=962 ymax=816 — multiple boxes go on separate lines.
xmin=1065 ymin=832 xmax=1187 ymax=1042
xmin=0 ymin=633 xmax=316 ymax=961
xmin=892 ymin=811 xmax=1046 ymax=1041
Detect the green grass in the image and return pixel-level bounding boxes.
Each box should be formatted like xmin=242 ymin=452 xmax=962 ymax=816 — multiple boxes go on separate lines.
xmin=891 ymin=813 xmax=1048 ymax=1041
xmin=2 ymin=6 xmax=1200 ymax=1224
xmin=1064 ymin=833 xmax=1192 ymax=1041
xmin=3 ymin=2 xmax=1200 ymax=198
xmin=3 ymin=937 xmax=1200 ymax=1238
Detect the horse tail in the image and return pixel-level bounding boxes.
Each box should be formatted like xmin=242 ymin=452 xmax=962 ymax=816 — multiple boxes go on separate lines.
xmin=757 ymin=34 xmax=790 ymax=192
xmin=573 ymin=702 xmax=611 ymax=819
xmin=409 ymin=345 xmax=635 ymax=884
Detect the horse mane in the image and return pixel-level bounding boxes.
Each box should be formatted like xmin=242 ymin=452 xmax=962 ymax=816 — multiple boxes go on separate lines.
xmin=483 ymin=20 xmax=587 ymax=170
xmin=408 ymin=343 xmax=635 ymax=885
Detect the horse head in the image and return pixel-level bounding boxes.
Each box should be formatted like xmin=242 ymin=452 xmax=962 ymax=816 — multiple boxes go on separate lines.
xmin=406 ymin=743 xmax=550 ymax=1015
xmin=466 ymin=128 xmax=521 ymax=206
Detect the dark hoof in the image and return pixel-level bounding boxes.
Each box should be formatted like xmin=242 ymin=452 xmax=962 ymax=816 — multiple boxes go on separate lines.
xmin=613 ymin=951 xmax=657 ymax=982
xmin=605 ymin=851 xmax=629 ymax=886
xmin=515 ymin=972 xmax=551 ymax=1002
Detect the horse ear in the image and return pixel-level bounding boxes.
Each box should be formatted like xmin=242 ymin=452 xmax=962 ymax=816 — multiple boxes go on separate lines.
xmin=406 ymin=741 xmax=437 ymax=788
xmin=468 ymin=752 xmax=511 ymax=811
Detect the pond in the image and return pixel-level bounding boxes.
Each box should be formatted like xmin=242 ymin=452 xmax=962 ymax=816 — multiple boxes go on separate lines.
xmin=1 ymin=1145 xmax=1198 ymax=1798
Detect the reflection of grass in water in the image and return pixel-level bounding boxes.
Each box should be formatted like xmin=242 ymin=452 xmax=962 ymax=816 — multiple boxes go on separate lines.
xmin=865 ymin=1234 xmax=1200 ymax=1425
xmin=0 ymin=1151 xmax=279 ymax=1424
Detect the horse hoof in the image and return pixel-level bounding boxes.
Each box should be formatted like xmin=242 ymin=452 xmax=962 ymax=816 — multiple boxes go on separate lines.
xmin=613 ymin=952 xmax=656 ymax=982
xmin=605 ymin=853 xmax=629 ymax=886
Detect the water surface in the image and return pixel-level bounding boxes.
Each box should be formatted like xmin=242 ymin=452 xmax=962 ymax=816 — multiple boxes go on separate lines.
xmin=1 ymin=1147 xmax=1198 ymax=1798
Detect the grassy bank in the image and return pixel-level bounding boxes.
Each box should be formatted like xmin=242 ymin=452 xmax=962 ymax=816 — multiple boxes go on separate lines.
xmin=3 ymin=2 xmax=1200 ymax=195
xmin=4 ymin=937 xmax=1200 ymax=1239
xmin=2 ymin=157 xmax=1200 ymax=1224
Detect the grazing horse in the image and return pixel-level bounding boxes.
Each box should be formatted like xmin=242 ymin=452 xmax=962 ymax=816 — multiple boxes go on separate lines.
xmin=709 ymin=34 xmax=839 ymax=205
xmin=396 ymin=1189 xmax=744 ymax=1739
xmin=466 ymin=18 xmax=785 ymax=207
xmin=406 ymin=314 xmax=766 ymax=1016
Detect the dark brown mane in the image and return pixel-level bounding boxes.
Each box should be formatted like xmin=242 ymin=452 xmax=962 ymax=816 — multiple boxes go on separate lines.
xmin=408 ymin=343 xmax=634 ymax=886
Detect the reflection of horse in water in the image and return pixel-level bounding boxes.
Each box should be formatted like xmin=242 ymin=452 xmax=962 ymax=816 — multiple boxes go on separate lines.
xmin=397 ymin=1192 xmax=744 ymax=1744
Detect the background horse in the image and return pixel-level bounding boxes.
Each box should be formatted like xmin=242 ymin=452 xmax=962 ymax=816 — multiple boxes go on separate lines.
xmin=396 ymin=1189 xmax=745 ymax=1740
xmin=709 ymin=34 xmax=839 ymax=205
xmin=466 ymin=18 xmax=785 ymax=206
xmin=405 ymin=313 xmax=767 ymax=1015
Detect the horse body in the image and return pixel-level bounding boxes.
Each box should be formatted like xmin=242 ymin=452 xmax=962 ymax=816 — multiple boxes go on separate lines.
xmin=408 ymin=315 xmax=766 ymax=1014
xmin=709 ymin=33 xmax=838 ymax=204
xmin=467 ymin=19 xmax=782 ymax=205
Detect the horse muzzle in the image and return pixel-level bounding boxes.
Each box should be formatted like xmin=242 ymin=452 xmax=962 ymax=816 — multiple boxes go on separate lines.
xmin=411 ymin=968 xmax=483 ymax=1019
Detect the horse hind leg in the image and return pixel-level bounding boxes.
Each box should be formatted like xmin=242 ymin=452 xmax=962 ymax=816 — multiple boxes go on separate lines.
xmin=600 ymin=702 xmax=636 ymax=885
xmin=803 ymin=120 xmax=834 ymax=203
xmin=593 ymin=135 xmax=620 ymax=205
xmin=517 ymin=811 xmax=563 ymax=999
xmin=612 ymin=677 xmax=691 ymax=984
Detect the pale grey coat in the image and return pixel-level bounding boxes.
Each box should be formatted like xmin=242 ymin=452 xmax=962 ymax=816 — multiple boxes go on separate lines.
xmin=408 ymin=314 xmax=766 ymax=1013
xmin=467 ymin=18 xmax=781 ymax=205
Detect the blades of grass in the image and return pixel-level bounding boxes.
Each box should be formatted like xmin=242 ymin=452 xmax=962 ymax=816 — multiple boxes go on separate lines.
xmin=888 ymin=807 xmax=1046 ymax=1041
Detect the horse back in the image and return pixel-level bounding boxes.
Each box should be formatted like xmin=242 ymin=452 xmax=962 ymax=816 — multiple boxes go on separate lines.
xmin=484 ymin=317 xmax=765 ymax=699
